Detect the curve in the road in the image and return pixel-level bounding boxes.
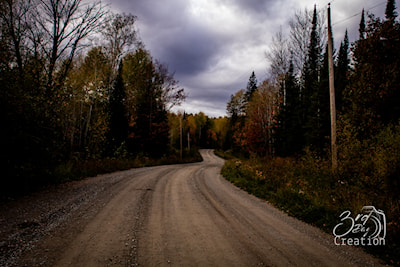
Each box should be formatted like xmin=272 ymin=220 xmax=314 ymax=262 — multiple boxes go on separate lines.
xmin=13 ymin=149 xmax=383 ymax=266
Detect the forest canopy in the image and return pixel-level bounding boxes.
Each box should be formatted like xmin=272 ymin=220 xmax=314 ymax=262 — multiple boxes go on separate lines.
xmin=0 ymin=0 xmax=187 ymax=193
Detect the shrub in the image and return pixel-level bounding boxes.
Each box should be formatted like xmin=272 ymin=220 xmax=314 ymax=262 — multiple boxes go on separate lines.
xmin=220 ymin=129 xmax=400 ymax=265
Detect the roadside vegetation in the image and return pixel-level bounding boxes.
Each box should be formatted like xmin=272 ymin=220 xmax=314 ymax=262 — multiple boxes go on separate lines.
xmin=218 ymin=140 xmax=400 ymax=265
xmin=1 ymin=0 xmax=399 ymax=264
xmin=218 ymin=1 xmax=400 ymax=265
xmin=13 ymin=148 xmax=202 ymax=195
xmin=0 ymin=1 xmax=219 ymax=197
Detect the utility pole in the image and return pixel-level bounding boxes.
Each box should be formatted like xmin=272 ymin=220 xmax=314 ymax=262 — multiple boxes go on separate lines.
xmin=187 ymin=132 xmax=190 ymax=151
xmin=327 ymin=3 xmax=338 ymax=171
xmin=179 ymin=113 xmax=183 ymax=160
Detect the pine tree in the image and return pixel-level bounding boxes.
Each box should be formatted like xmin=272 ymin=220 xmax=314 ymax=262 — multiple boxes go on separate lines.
xmin=316 ymin=45 xmax=332 ymax=153
xmin=245 ymin=71 xmax=258 ymax=101
xmin=275 ymin=61 xmax=302 ymax=156
xmin=335 ymin=30 xmax=349 ymax=112
xmin=345 ymin=8 xmax=400 ymax=139
xmin=359 ymin=9 xmax=366 ymax=39
xmin=302 ymin=5 xmax=322 ymax=150
xmin=108 ymin=61 xmax=129 ymax=156
xmin=385 ymin=0 xmax=398 ymax=20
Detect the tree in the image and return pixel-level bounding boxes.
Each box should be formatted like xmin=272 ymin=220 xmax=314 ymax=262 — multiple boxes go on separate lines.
xmin=155 ymin=62 xmax=186 ymax=111
xmin=33 ymin=0 xmax=108 ymax=92
xmin=345 ymin=7 xmax=400 ymax=139
xmin=226 ymin=89 xmax=246 ymax=121
xmin=108 ymin=61 xmax=129 ymax=156
xmin=209 ymin=116 xmax=229 ymax=149
xmin=316 ymin=45 xmax=332 ymax=153
xmin=289 ymin=8 xmax=313 ymax=75
xmin=188 ymin=112 xmax=209 ymax=147
xmin=0 ymin=0 xmax=31 ymax=80
xmin=275 ymin=61 xmax=303 ymax=156
xmin=102 ymin=12 xmax=139 ymax=74
xmin=288 ymin=7 xmax=326 ymax=77
xmin=226 ymin=89 xmax=247 ymax=151
xmin=302 ymin=5 xmax=322 ymax=149
xmin=245 ymin=80 xmax=278 ymax=156
xmin=64 ymin=46 xmax=111 ymax=158
xmin=123 ymin=48 xmax=182 ymax=157
xmin=359 ymin=9 xmax=366 ymax=39
xmin=266 ymin=29 xmax=289 ymax=82
xmin=335 ymin=30 xmax=350 ymax=112
xmin=385 ymin=0 xmax=398 ymax=20
xmin=245 ymin=71 xmax=257 ymax=101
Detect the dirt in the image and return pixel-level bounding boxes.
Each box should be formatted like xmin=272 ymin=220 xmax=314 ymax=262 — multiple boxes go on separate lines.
xmin=0 ymin=149 xmax=384 ymax=266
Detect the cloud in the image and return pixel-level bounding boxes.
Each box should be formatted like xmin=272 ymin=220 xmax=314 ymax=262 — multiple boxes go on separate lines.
xmin=154 ymin=24 xmax=222 ymax=76
xmin=107 ymin=0 xmax=396 ymax=117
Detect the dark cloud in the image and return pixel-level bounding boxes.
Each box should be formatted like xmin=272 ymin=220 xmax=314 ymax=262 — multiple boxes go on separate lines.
xmin=106 ymin=0 xmax=396 ymax=117
xmin=152 ymin=24 xmax=222 ymax=76
xmin=225 ymin=0 xmax=283 ymax=18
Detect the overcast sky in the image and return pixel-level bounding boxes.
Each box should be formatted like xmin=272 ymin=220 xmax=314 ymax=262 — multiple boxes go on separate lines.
xmin=105 ymin=0 xmax=396 ymax=117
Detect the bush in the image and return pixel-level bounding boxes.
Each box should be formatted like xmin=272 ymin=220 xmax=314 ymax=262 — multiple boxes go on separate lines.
xmin=1 ymin=149 xmax=203 ymax=198
xmin=220 ymin=127 xmax=400 ymax=265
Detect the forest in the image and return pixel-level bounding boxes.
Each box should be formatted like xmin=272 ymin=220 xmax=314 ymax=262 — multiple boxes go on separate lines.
xmin=220 ymin=1 xmax=400 ymax=264
xmin=0 ymin=0 xmax=190 ymax=194
xmin=1 ymin=0 xmax=399 ymax=263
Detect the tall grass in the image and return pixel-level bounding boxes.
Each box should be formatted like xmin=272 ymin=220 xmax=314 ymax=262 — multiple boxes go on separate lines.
xmin=219 ymin=124 xmax=400 ymax=265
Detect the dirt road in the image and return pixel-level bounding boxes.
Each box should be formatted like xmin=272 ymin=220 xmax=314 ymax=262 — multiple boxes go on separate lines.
xmin=1 ymin=150 xmax=383 ymax=266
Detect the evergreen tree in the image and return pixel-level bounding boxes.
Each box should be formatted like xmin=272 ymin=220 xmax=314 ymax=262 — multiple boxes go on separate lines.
xmin=316 ymin=45 xmax=332 ymax=153
xmin=385 ymin=0 xmax=398 ymax=20
xmin=359 ymin=9 xmax=366 ymax=39
xmin=245 ymin=71 xmax=257 ymax=101
xmin=345 ymin=9 xmax=400 ymax=139
xmin=275 ymin=61 xmax=302 ymax=156
xmin=335 ymin=30 xmax=350 ymax=112
xmin=108 ymin=61 xmax=129 ymax=156
xmin=302 ymin=5 xmax=322 ymax=150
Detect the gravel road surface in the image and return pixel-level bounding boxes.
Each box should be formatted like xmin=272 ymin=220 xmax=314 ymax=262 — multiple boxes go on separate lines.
xmin=0 ymin=149 xmax=384 ymax=266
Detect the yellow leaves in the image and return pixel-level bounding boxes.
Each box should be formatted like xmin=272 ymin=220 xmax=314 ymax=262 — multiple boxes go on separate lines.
xmin=255 ymin=170 xmax=264 ymax=180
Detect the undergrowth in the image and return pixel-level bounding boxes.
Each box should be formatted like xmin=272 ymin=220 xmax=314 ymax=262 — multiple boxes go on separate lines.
xmin=55 ymin=148 xmax=202 ymax=183
xmin=218 ymin=128 xmax=400 ymax=266
xmin=2 ymin=149 xmax=202 ymax=198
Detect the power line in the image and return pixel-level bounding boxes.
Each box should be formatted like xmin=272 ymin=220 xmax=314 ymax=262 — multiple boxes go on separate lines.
xmin=332 ymin=1 xmax=387 ymax=26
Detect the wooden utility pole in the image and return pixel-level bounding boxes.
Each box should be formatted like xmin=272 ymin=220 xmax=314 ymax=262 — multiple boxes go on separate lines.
xmin=187 ymin=132 xmax=190 ymax=150
xmin=179 ymin=114 xmax=183 ymax=160
xmin=327 ymin=3 xmax=338 ymax=171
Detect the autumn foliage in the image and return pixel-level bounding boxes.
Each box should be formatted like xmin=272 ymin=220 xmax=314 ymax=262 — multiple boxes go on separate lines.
xmin=221 ymin=2 xmax=400 ymax=264
xmin=0 ymin=1 xmax=187 ymax=194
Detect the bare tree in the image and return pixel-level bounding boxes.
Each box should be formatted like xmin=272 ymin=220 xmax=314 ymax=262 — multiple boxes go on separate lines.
xmin=288 ymin=8 xmax=327 ymax=77
xmin=266 ymin=8 xmax=326 ymax=84
xmin=266 ymin=28 xmax=289 ymax=82
xmin=0 ymin=0 xmax=32 ymax=78
xmin=289 ymin=8 xmax=312 ymax=76
xmin=155 ymin=61 xmax=186 ymax=111
xmin=102 ymin=13 xmax=139 ymax=74
xmin=32 ymin=0 xmax=108 ymax=92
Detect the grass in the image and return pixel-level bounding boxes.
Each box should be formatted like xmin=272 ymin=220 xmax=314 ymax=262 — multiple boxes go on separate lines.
xmin=218 ymin=150 xmax=400 ymax=266
xmin=2 ymin=149 xmax=202 ymax=198
xmin=54 ymin=148 xmax=203 ymax=183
